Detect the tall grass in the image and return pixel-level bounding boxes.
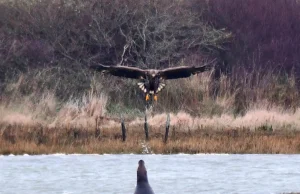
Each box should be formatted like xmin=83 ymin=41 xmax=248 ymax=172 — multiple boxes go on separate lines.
xmin=0 ymin=67 xmax=299 ymax=130
xmin=1 ymin=67 xmax=300 ymax=155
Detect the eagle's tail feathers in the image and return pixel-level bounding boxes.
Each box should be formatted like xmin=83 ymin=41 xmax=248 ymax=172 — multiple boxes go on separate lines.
xmin=156 ymin=83 xmax=166 ymax=93
xmin=138 ymin=82 xmax=148 ymax=93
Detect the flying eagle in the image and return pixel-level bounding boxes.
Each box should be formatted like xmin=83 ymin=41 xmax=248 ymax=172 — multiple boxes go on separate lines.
xmin=90 ymin=64 xmax=212 ymax=101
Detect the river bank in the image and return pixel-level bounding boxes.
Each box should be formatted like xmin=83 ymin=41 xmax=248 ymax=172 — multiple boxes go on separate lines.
xmin=1 ymin=123 xmax=300 ymax=155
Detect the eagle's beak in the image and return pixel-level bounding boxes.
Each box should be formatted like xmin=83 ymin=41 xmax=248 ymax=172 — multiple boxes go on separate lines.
xmin=154 ymin=95 xmax=158 ymax=101
xmin=145 ymin=94 xmax=150 ymax=101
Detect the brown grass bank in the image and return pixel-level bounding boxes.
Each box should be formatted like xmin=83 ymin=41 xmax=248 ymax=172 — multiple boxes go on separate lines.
xmin=1 ymin=72 xmax=300 ymax=155
xmin=1 ymin=122 xmax=300 ymax=155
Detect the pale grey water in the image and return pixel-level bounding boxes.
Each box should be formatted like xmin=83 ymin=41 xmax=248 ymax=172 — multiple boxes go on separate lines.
xmin=0 ymin=154 xmax=300 ymax=194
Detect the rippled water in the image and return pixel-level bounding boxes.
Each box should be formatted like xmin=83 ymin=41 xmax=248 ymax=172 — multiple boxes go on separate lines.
xmin=1 ymin=154 xmax=300 ymax=194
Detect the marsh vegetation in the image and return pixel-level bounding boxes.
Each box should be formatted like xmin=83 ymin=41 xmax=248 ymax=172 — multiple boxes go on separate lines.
xmin=1 ymin=0 xmax=300 ymax=154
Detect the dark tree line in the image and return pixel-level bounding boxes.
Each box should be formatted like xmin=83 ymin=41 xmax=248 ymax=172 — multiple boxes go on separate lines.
xmin=0 ymin=0 xmax=230 ymax=77
xmin=1 ymin=0 xmax=300 ymax=112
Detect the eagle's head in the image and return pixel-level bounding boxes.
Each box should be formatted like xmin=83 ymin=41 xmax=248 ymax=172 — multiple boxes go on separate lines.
xmin=148 ymin=69 xmax=159 ymax=78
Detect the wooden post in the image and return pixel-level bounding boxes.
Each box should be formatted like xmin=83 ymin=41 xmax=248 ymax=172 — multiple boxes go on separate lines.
xmin=172 ymin=126 xmax=176 ymax=139
xmin=95 ymin=117 xmax=100 ymax=139
xmin=144 ymin=114 xmax=149 ymax=141
xmin=73 ymin=128 xmax=79 ymax=139
xmin=164 ymin=113 xmax=170 ymax=143
xmin=121 ymin=118 xmax=126 ymax=142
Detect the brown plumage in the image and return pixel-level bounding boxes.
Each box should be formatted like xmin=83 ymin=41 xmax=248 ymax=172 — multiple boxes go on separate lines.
xmin=90 ymin=64 xmax=212 ymax=101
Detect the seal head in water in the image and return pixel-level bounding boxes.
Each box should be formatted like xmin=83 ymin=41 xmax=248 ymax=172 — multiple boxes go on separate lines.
xmin=134 ymin=160 xmax=155 ymax=194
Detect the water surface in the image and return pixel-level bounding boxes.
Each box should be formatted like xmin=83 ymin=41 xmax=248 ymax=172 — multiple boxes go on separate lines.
xmin=1 ymin=154 xmax=300 ymax=194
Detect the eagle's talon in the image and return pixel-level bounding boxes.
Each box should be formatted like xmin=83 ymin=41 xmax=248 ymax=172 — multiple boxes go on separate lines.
xmin=145 ymin=94 xmax=150 ymax=101
xmin=154 ymin=95 xmax=158 ymax=101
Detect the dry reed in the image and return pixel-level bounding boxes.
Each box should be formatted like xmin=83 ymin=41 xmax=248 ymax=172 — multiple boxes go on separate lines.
xmin=1 ymin=69 xmax=300 ymax=154
xmin=1 ymin=123 xmax=300 ymax=155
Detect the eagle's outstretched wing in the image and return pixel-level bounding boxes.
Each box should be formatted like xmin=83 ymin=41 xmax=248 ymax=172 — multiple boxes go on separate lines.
xmin=158 ymin=64 xmax=213 ymax=80
xmin=89 ymin=64 xmax=147 ymax=79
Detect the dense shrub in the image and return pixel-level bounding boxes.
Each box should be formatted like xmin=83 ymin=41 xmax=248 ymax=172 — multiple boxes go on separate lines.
xmin=1 ymin=0 xmax=300 ymax=117
xmin=207 ymin=0 xmax=300 ymax=73
xmin=0 ymin=0 xmax=229 ymax=75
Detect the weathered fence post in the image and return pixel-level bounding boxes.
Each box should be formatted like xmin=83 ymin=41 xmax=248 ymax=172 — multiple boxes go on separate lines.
xmin=172 ymin=126 xmax=176 ymax=139
xmin=95 ymin=117 xmax=100 ymax=139
xmin=164 ymin=113 xmax=170 ymax=143
xmin=144 ymin=114 xmax=149 ymax=141
xmin=73 ymin=128 xmax=79 ymax=139
xmin=121 ymin=117 xmax=126 ymax=141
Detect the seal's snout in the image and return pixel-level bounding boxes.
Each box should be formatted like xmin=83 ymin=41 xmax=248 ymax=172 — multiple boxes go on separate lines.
xmin=138 ymin=160 xmax=145 ymax=166
xmin=137 ymin=160 xmax=147 ymax=183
